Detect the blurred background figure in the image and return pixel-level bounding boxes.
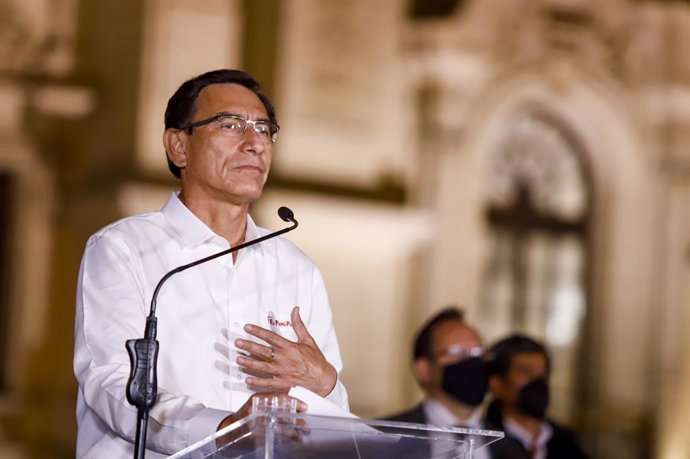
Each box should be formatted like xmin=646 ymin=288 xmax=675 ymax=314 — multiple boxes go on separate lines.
xmin=382 ymin=306 xmax=527 ymax=459
xmin=486 ymin=334 xmax=588 ymax=459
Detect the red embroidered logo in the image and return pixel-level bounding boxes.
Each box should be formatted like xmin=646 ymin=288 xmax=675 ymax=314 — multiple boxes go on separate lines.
xmin=268 ymin=315 xmax=292 ymax=327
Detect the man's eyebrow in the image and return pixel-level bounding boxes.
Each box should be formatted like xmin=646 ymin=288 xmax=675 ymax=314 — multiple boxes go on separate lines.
xmin=215 ymin=112 xmax=271 ymax=122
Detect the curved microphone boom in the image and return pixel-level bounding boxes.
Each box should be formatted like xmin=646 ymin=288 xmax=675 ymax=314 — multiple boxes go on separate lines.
xmin=125 ymin=207 xmax=298 ymax=459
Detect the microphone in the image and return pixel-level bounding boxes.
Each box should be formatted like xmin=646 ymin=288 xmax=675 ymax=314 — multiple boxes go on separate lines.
xmin=125 ymin=207 xmax=298 ymax=459
xmin=278 ymin=206 xmax=294 ymax=222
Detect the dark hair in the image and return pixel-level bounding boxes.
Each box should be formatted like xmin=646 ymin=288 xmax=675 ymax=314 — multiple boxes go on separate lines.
xmin=412 ymin=306 xmax=465 ymax=360
xmin=484 ymin=334 xmax=551 ymax=377
xmin=163 ymin=69 xmax=278 ymax=178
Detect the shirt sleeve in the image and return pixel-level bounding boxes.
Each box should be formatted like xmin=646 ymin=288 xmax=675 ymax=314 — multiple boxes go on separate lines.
xmin=73 ymin=232 xmax=229 ymax=455
xmin=324 ymin=374 xmax=349 ymax=409
xmin=305 ymin=263 xmax=350 ymax=412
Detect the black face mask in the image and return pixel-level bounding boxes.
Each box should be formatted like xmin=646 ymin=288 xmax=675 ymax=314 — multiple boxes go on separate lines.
xmin=440 ymin=357 xmax=488 ymax=407
xmin=517 ymin=378 xmax=550 ymax=419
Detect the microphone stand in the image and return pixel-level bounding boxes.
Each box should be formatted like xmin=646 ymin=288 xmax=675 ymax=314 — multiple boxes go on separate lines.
xmin=125 ymin=207 xmax=298 ymax=459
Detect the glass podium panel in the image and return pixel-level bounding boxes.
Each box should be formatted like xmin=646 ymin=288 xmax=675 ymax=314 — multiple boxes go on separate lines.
xmin=168 ymin=410 xmax=504 ymax=459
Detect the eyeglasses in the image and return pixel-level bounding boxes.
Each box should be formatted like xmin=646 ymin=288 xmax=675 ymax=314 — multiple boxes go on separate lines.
xmin=431 ymin=345 xmax=483 ymax=362
xmin=183 ymin=114 xmax=280 ymax=143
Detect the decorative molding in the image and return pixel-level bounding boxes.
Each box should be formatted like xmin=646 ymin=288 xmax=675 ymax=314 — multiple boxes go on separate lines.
xmin=28 ymin=84 xmax=95 ymax=118
xmin=0 ymin=0 xmax=78 ymax=77
xmin=659 ymin=155 xmax=690 ymax=182
xmin=275 ymin=0 xmax=410 ymax=190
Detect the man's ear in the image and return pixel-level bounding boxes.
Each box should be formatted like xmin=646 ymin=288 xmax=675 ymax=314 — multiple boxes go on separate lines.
xmin=413 ymin=358 xmax=432 ymax=385
xmin=163 ymin=128 xmax=188 ymax=170
xmin=488 ymin=374 xmax=505 ymax=398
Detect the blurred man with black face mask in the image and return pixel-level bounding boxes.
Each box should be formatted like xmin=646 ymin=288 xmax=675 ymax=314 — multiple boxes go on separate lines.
xmin=485 ymin=334 xmax=588 ymax=459
xmin=381 ymin=307 xmax=526 ymax=459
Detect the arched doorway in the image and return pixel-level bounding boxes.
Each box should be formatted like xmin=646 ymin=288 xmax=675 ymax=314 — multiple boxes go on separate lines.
xmin=478 ymin=112 xmax=591 ymax=422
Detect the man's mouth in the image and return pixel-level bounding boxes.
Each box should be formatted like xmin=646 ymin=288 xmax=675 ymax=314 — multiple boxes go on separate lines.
xmin=235 ymin=164 xmax=264 ymax=173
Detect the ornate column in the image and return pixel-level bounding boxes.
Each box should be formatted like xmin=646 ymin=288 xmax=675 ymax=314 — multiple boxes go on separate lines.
xmin=0 ymin=1 xmax=83 ymax=455
xmin=631 ymin=4 xmax=690 ymax=458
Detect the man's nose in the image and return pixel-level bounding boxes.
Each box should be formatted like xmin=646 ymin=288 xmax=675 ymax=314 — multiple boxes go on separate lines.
xmin=240 ymin=127 xmax=265 ymax=154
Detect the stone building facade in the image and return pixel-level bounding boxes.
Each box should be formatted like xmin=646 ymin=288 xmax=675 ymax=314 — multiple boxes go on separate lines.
xmin=0 ymin=0 xmax=688 ymax=457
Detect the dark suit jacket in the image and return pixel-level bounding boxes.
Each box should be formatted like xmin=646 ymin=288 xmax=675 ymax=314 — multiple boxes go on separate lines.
xmin=382 ymin=404 xmax=529 ymax=459
xmin=485 ymin=401 xmax=589 ymax=459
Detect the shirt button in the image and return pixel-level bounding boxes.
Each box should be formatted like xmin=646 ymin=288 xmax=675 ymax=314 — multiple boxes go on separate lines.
xmin=235 ymin=374 xmax=243 ymax=381
xmin=233 ymin=322 xmax=240 ymax=329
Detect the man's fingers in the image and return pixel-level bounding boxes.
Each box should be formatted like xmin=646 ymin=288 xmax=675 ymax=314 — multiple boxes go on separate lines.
xmin=237 ymin=352 xmax=279 ymax=374
xmin=245 ymin=376 xmax=292 ymax=393
xmin=235 ymin=337 xmax=278 ymax=360
xmin=290 ymin=306 xmax=313 ymax=344
xmin=242 ymin=324 xmax=291 ymax=349
xmin=237 ymin=362 xmax=273 ymax=379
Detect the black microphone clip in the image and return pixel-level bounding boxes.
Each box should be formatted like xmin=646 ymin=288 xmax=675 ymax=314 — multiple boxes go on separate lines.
xmin=125 ymin=317 xmax=159 ymax=409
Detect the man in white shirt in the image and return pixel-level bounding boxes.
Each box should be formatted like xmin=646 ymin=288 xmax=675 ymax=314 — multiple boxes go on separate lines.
xmin=381 ymin=307 xmax=527 ymax=459
xmin=73 ymin=69 xmax=349 ymax=458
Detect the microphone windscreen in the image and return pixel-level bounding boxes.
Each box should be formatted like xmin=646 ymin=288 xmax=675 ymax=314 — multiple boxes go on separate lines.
xmin=278 ymin=206 xmax=294 ymax=222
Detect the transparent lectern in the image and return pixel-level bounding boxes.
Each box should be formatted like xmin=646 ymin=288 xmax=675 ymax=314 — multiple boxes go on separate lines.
xmin=168 ymin=406 xmax=504 ymax=459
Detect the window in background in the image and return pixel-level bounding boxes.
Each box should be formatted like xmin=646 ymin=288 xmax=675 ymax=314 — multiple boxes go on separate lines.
xmin=479 ymin=114 xmax=591 ymax=422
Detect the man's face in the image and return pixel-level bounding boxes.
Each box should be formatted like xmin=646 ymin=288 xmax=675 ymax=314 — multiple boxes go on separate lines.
xmin=490 ymin=352 xmax=549 ymax=407
xmin=171 ymin=83 xmax=273 ymax=206
xmin=419 ymin=320 xmax=482 ymax=393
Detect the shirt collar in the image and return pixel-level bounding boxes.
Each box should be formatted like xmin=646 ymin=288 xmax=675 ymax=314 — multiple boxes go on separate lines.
xmin=503 ymin=416 xmax=553 ymax=453
xmin=161 ymin=191 xmax=263 ymax=251
xmin=423 ymin=398 xmax=483 ymax=429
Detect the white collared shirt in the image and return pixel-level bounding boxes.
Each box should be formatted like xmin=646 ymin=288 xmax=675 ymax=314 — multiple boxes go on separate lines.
xmin=423 ymin=399 xmax=490 ymax=459
xmin=503 ymin=416 xmax=553 ymax=459
xmin=74 ymin=192 xmax=349 ymax=458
